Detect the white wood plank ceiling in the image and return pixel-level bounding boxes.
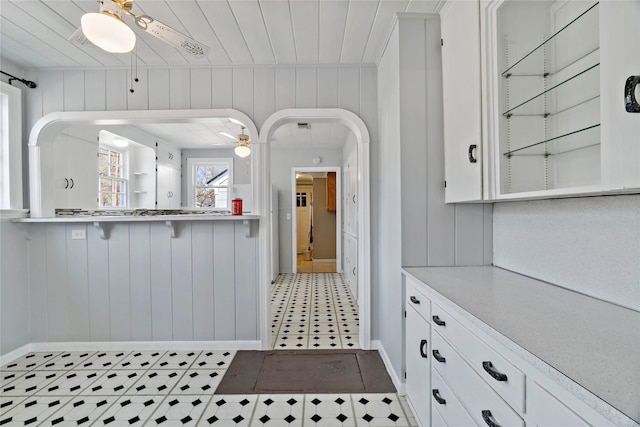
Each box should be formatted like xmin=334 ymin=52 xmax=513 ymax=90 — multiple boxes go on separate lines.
xmin=0 ymin=0 xmax=441 ymax=69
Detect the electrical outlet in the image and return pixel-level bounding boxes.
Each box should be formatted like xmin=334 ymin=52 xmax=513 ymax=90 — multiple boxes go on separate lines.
xmin=71 ymin=229 xmax=86 ymax=240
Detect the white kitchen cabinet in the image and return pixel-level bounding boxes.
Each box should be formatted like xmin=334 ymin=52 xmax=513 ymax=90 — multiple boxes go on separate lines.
xmin=155 ymin=140 xmax=181 ymax=169
xmin=405 ymin=279 xmax=431 ymax=427
xmin=155 ymin=140 xmax=181 ymax=209
xmin=343 ymin=233 xmax=358 ymax=299
xmin=403 ymin=270 xmax=616 ymax=427
xmin=441 ymin=0 xmax=484 ymax=203
xmin=483 ymin=0 xmax=640 ymax=199
xmin=53 ymin=135 xmax=98 ymax=209
xmin=156 ymin=164 xmax=181 ymax=209
xmin=527 ymin=379 xmax=590 ymax=427
xmin=343 ymin=148 xmax=358 ymax=237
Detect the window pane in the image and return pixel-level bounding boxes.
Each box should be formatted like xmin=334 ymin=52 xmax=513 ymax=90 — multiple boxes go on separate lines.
xmin=195 ymin=187 xmax=216 ymax=208
xmin=114 ymin=193 xmax=126 ymax=207
xmin=100 ymin=178 xmax=111 ymax=193
xmin=196 ymin=164 xmax=228 ymax=186
xmin=98 ymin=151 xmax=109 ymax=176
xmin=100 ymin=192 xmax=112 ymax=207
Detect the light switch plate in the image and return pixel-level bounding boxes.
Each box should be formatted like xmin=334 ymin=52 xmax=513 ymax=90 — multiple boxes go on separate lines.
xmin=71 ymin=229 xmax=86 ymax=240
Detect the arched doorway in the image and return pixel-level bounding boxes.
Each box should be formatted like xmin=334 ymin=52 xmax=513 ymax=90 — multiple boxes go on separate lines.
xmin=258 ymin=108 xmax=371 ymax=350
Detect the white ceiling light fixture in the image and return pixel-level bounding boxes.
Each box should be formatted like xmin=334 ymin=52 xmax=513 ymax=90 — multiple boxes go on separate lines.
xmin=234 ymin=127 xmax=251 ymax=158
xmin=78 ymin=0 xmax=209 ymax=56
xmin=81 ymin=0 xmax=136 ymax=53
xmin=112 ymin=138 xmax=129 ymax=148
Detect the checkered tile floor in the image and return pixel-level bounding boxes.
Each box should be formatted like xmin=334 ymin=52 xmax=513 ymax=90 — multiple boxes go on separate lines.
xmin=1 ymin=350 xmax=418 ymax=426
xmin=271 ymin=273 xmax=359 ymax=350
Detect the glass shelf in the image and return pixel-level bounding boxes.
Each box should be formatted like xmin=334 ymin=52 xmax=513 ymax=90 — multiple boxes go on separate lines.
xmin=501 ymin=2 xmax=599 ymax=77
xmin=503 ymin=63 xmax=599 ymax=117
xmin=503 ymin=124 xmax=600 ymax=157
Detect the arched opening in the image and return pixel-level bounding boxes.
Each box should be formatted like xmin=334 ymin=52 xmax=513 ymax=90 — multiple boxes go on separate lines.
xmin=258 ymin=108 xmax=371 ymax=350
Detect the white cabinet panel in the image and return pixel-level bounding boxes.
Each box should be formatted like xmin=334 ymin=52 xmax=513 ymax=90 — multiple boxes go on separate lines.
xmin=156 ymin=164 xmax=181 ymax=210
xmin=527 ymin=379 xmax=590 ymax=427
xmin=441 ymin=0 xmax=483 ymax=203
xmin=405 ymin=305 xmax=431 ymax=426
xmin=431 ymin=368 xmax=475 ymax=427
xmin=155 ymin=140 xmax=181 ymax=169
xmin=431 ymin=330 xmax=524 ymax=427
xmin=54 ymin=135 xmax=98 ymax=209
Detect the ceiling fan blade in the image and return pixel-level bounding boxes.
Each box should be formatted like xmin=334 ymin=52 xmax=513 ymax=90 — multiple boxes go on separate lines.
xmin=133 ymin=15 xmax=209 ymax=57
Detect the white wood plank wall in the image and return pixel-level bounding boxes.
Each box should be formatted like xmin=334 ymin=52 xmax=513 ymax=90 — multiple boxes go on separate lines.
xmin=23 ymin=66 xmax=378 ymax=139
xmin=26 ymin=221 xmax=259 ymax=343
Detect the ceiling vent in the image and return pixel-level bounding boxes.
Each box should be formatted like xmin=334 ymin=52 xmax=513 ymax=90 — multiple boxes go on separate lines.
xmin=297 ymin=122 xmax=311 ymax=129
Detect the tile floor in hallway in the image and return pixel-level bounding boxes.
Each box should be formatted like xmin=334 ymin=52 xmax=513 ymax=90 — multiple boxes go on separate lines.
xmin=271 ymin=273 xmax=359 ymax=350
xmin=0 ymin=350 xmax=418 ymax=426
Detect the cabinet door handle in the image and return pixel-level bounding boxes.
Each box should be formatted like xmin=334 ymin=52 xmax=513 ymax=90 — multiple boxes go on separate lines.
xmin=410 ymin=296 xmax=420 ymax=305
xmin=482 ymin=361 xmax=508 ymax=382
xmin=352 ymin=267 xmax=356 ymax=276
xmin=419 ymin=339 xmax=428 ymax=358
xmin=432 ymin=389 xmax=446 ymax=405
xmin=468 ymin=144 xmax=478 ymax=163
xmin=432 ymin=349 xmax=446 ymax=363
xmin=432 ymin=315 xmax=446 ymax=326
xmin=625 ymin=75 xmax=640 ymax=113
xmin=481 ymin=410 xmax=502 ymax=427
xmin=352 ymin=195 xmax=356 ymax=203
xmin=64 ymin=178 xmax=69 ymax=189
xmin=69 ymin=178 xmax=74 ymax=189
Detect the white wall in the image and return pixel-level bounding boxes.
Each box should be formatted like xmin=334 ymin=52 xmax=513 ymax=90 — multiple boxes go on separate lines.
xmin=27 ymin=221 xmax=258 ymax=343
xmin=0 ymin=63 xmax=377 ymax=356
xmin=0 ymin=220 xmax=30 ymax=355
xmin=377 ymin=15 xmax=493 ymax=382
xmin=494 ymin=195 xmax=640 ymax=311
xmin=271 ymin=147 xmax=344 ymax=273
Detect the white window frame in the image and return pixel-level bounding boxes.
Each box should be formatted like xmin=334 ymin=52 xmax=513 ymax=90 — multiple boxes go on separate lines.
xmin=187 ymin=157 xmax=233 ymax=210
xmin=0 ymin=81 xmax=23 ymax=212
xmin=98 ymin=146 xmax=128 ymax=209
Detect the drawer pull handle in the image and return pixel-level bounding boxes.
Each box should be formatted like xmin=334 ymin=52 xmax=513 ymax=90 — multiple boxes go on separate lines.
xmin=432 ymin=389 xmax=446 ymax=405
xmin=482 ymin=361 xmax=508 ymax=382
xmin=419 ymin=340 xmax=428 ymax=358
xmin=432 ymin=315 xmax=446 ymax=326
xmin=410 ymin=296 xmax=420 ymax=305
xmin=432 ymin=349 xmax=446 ymax=363
xmin=481 ymin=410 xmax=502 ymax=427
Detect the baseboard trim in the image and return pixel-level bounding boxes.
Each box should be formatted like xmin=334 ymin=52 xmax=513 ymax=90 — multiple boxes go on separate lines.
xmin=372 ymin=339 xmax=406 ymax=395
xmin=1 ymin=340 xmax=261 ymax=365
xmin=0 ymin=343 xmax=32 ymax=367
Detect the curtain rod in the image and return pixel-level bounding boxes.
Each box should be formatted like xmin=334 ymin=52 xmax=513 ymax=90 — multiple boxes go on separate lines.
xmin=0 ymin=70 xmax=37 ymax=89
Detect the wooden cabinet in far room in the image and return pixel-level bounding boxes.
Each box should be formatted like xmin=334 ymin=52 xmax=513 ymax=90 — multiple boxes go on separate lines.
xmin=326 ymin=171 xmax=336 ymax=211
xmin=53 ymin=134 xmax=98 ymax=209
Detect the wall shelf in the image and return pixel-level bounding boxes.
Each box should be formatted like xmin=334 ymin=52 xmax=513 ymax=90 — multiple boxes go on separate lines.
xmin=503 ymin=124 xmax=601 ymax=157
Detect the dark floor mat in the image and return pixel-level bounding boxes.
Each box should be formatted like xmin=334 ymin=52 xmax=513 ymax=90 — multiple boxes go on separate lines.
xmin=216 ymin=350 xmax=396 ymax=394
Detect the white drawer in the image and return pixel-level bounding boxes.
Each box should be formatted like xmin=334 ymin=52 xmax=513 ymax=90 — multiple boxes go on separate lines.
xmin=527 ymin=379 xmax=592 ymax=427
xmin=431 ymin=368 xmax=476 ymax=427
xmin=406 ymin=277 xmax=431 ymax=322
xmin=431 ymin=330 xmax=524 ymax=427
xmin=431 ymin=403 xmax=448 ymax=427
xmin=431 ymin=302 xmax=525 ymax=413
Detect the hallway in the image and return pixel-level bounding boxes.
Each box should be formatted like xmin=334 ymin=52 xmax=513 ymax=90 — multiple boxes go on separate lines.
xmin=271 ymin=273 xmax=358 ymax=350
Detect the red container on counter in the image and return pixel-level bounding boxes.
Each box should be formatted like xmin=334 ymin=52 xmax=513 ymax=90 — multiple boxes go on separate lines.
xmin=232 ymin=198 xmax=243 ymax=215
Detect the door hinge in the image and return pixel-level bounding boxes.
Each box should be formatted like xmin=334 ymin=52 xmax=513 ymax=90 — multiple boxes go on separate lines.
xmin=404 ymin=371 xmax=407 ymax=379
xmin=441 ymin=38 xmax=444 ymax=46
xmin=404 ymin=310 xmax=406 ymax=318
xmin=444 ymin=180 xmax=447 ymax=188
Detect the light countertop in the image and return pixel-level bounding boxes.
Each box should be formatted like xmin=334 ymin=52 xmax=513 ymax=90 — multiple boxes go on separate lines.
xmin=403 ymin=266 xmax=640 ymax=427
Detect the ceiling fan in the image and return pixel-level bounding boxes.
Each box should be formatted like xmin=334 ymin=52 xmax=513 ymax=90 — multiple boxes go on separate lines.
xmin=219 ymin=125 xmax=252 ymax=158
xmin=73 ymin=0 xmax=208 ymax=57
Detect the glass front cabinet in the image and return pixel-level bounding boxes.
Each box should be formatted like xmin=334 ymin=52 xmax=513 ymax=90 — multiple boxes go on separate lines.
xmin=442 ymin=0 xmax=640 ymax=202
